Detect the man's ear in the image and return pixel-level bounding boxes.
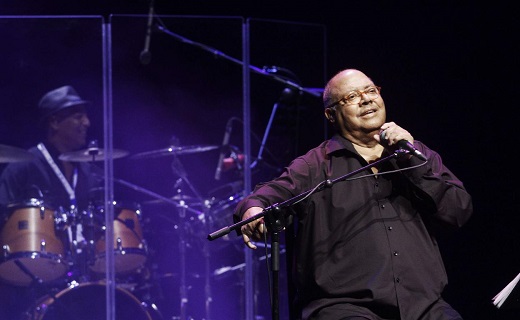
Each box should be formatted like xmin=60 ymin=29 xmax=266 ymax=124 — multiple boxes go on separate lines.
xmin=325 ymin=108 xmax=335 ymax=123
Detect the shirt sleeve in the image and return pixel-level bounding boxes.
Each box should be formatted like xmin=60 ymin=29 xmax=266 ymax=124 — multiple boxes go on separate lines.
xmin=398 ymin=140 xmax=473 ymax=228
xmin=233 ymin=156 xmax=314 ymax=224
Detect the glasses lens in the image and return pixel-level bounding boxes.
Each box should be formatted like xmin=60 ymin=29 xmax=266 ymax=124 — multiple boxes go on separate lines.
xmin=347 ymin=86 xmax=379 ymax=105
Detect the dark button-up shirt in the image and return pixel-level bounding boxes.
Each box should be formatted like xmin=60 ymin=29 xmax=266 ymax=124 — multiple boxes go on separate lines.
xmin=0 ymin=143 xmax=103 ymax=224
xmin=234 ymin=134 xmax=473 ymax=319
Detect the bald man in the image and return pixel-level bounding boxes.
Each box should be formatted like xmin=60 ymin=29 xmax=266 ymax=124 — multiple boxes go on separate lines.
xmin=234 ymin=69 xmax=473 ymax=320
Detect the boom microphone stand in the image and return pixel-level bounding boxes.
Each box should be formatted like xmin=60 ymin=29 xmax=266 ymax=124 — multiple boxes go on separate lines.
xmin=208 ymin=150 xmax=418 ymax=320
xmin=155 ymin=25 xmax=322 ymax=99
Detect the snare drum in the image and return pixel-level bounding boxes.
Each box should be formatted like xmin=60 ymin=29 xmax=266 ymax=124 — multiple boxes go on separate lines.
xmin=90 ymin=202 xmax=147 ymax=274
xmin=0 ymin=199 xmax=68 ymax=286
xmin=27 ymin=282 xmax=161 ymax=320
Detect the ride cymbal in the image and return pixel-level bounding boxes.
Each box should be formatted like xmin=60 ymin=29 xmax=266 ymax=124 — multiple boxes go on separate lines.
xmin=131 ymin=145 xmax=218 ymax=160
xmin=0 ymin=144 xmax=35 ymax=163
xmin=59 ymin=148 xmax=129 ymax=162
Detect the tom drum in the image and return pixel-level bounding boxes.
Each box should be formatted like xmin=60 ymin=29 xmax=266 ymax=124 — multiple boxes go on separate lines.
xmin=90 ymin=202 xmax=147 ymax=274
xmin=0 ymin=199 xmax=67 ymax=286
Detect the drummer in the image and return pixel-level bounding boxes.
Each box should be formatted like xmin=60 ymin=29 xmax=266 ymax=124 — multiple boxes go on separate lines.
xmin=0 ymin=85 xmax=104 ymax=218
xmin=0 ymin=85 xmax=103 ymax=319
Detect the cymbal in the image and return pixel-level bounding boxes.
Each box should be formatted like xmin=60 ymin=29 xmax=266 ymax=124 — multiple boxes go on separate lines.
xmin=59 ymin=148 xmax=129 ymax=162
xmin=131 ymin=145 xmax=218 ymax=160
xmin=143 ymin=194 xmax=203 ymax=206
xmin=0 ymin=144 xmax=35 ymax=163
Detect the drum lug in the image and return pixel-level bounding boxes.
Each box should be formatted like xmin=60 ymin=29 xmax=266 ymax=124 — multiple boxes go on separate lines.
xmin=136 ymin=206 xmax=142 ymax=219
xmin=40 ymin=239 xmax=47 ymax=252
xmin=2 ymin=244 xmax=10 ymax=257
xmin=116 ymin=237 xmax=123 ymax=251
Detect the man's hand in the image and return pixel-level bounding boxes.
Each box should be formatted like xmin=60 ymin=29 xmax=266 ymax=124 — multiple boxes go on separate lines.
xmin=240 ymin=206 xmax=266 ymax=249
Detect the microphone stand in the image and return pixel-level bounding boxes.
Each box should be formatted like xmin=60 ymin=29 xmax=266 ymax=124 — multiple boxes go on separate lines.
xmin=156 ymin=25 xmax=322 ymax=98
xmin=208 ymin=150 xmax=406 ymax=320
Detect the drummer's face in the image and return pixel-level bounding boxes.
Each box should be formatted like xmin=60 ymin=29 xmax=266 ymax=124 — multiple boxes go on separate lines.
xmin=51 ymin=105 xmax=90 ymax=151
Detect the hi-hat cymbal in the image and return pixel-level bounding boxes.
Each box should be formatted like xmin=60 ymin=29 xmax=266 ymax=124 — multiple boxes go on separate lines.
xmin=0 ymin=144 xmax=35 ymax=163
xmin=59 ymin=148 xmax=129 ymax=162
xmin=131 ymin=145 xmax=218 ymax=160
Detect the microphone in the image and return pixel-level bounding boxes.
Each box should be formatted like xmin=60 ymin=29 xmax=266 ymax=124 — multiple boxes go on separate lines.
xmin=214 ymin=118 xmax=234 ymax=180
xmin=380 ymin=130 xmax=427 ymax=161
xmin=140 ymin=0 xmax=155 ymax=65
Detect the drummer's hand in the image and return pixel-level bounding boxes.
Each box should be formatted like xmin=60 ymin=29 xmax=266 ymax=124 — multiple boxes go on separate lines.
xmin=241 ymin=206 xmax=266 ymax=250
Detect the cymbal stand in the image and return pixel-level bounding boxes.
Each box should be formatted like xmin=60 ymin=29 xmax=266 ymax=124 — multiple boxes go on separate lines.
xmin=202 ymin=203 xmax=213 ymax=320
xmin=170 ymin=151 xmax=213 ymax=320
xmin=176 ymin=198 xmax=189 ymax=320
xmin=67 ymin=204 xmax=87 ymax=280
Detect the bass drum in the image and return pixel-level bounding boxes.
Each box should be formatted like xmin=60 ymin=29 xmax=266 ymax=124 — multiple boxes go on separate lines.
xmin=27 ymin=282 xmax=163 ymax=320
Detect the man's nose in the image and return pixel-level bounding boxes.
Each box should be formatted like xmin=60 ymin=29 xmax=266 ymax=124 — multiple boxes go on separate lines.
xmin=82 ymin=115 xmax=91 ymax=127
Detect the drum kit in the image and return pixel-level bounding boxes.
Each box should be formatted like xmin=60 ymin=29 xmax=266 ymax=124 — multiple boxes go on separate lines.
xmin=0 ymin=142 xmax=243 ymax=320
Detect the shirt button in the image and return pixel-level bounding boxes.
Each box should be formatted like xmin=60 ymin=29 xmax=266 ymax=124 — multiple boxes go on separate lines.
xmin=395 ymin=277 xmax=400 ymax=283
xmin=380 ymin=204 xmax=385 ymax=209
xmin=387 ymin=226 xmax=393 ymax=231
xmin=393 ymin=251 xmax=399 ymax=256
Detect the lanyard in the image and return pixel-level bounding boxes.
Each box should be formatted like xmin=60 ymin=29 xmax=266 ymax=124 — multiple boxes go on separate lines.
xmin=37 ymin=143 xmax=78 ymax=206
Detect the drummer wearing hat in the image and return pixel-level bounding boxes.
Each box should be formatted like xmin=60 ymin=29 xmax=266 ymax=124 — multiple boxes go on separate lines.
xmin=0 ymin=86 xmax=104 ymax=318
xmin=38 ymin=85 xmax=92 ymax=161
xmin=0 ymin=85 xmax=101 ymax=210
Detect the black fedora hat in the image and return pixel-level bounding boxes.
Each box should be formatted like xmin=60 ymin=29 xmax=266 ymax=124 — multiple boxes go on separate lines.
xmin=38 ymin=85 xmax=90 ymax=121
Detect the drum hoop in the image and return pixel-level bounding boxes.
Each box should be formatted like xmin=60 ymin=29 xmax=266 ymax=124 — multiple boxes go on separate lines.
xmin=90 ymin=201 xmax=143 ymax=221
xmin=94 ymin=247 xmax=147 ymax=258
xmin=1 ymin=251 xmax=65 ymax=261
xmin=31 ymin=281 xmax=153 ymax=319
xmin=7 ymin=198 xmax=54 ymax=210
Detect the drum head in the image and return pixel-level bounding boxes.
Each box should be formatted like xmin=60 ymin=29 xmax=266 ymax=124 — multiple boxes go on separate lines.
xmin=0 ymin=253 xmax=68 ymax=286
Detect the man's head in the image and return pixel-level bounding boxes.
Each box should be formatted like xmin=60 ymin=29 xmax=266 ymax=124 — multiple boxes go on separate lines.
xmin=323 ymin=69 xmax=386 ymax=144
xmin=38 ymin=85 xmax=91 ymax=152
xmin=38 ymin=85 xmax=89 ymax=121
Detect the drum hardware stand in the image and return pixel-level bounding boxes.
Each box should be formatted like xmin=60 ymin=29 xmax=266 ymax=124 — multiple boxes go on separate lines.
xmin=13 ymin=260 xmax=76 ymax=320
xmin=14 ymin=259 xmax=43 ymax=286
xmin=99 ymin=173 xmax=206 ymax=319
xmin=83 ymin=203 xmax=98 ymax=270
xmin=66 ymin=204 xmax=90 ymax=282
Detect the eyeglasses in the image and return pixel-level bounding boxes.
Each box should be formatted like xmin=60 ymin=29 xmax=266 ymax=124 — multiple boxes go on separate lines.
xmin=326 ymin=86 xmax=381 ymax=110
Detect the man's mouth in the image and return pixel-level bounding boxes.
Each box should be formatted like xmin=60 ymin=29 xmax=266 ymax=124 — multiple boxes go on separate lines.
xmin=360 ymin=109 xmax=376 ymax=117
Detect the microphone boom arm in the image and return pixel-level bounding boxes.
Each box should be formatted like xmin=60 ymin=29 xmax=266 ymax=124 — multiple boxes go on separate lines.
xmin=156 ymin=25 xmax=321 ymax=98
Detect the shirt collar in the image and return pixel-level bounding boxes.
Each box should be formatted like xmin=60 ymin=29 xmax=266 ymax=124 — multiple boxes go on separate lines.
xmin=325 ymin=134 xmax=358 ymax=156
